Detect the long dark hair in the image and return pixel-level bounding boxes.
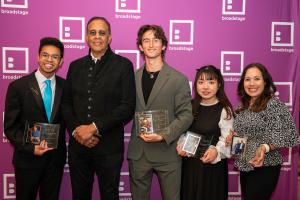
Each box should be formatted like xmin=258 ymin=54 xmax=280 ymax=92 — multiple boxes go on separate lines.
xmin=236 ymin=63 xmax=276 ymax=113
xmin=193 ymin=65 xmax=233 ymax=119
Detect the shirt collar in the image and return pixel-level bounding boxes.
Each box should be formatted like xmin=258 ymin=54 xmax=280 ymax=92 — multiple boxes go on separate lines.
xmin=35 ymin=68 xmax=56 ymax=85
xmin=90 ymin=52 xmax=100 ymax=63
xmin=200 ymin=99 xmax=219 ymax=106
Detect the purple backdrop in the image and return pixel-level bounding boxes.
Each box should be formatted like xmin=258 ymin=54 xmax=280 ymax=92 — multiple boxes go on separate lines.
xmin=1 ymin=0 xmax=299 ymax=199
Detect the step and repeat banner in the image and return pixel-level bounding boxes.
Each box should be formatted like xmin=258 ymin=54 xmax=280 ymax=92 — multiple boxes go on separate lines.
xmin=1 ymin=0 xmax=299 ymax=199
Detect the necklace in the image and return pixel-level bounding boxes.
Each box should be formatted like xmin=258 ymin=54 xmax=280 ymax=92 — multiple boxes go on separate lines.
xmin=145 ymin=70 xmax=159 ymax=79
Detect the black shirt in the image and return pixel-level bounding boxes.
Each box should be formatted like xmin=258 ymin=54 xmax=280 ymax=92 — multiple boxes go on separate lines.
xmin=142 ymin=68 xmax=160 ymax=105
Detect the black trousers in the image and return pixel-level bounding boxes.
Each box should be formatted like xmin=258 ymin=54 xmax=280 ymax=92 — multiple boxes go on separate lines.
xmin=240 ymin=165 xmax=281 ymax=200
xmin=69 ymin=147 xmax=123 ymax=200
xmin=14 ymin=160 xmax=64 ymax=200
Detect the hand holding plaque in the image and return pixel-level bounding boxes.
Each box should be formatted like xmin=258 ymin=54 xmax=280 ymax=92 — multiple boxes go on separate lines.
xmin=135 ymin=110 xmax=169 ymax=136
xmin=24 ymin=122 xmax=60 ymax=149
xmin=177 ymin=131 xmax=214 ymax=158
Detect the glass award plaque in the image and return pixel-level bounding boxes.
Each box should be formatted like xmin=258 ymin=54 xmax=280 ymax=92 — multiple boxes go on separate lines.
xmin=230 ymin=135 xmax=247 ymax=156
xmin=180 ymin=131 xmax=214 ymax=158
xmin=135 ymin=110 xmax=169 ymax=135
xmin=24 ymin=122 xmax=60 ymax=148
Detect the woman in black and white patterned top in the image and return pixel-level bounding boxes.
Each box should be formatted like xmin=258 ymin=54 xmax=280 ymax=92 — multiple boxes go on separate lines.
xmin=229 ymin=63 xmax=298 ymax=200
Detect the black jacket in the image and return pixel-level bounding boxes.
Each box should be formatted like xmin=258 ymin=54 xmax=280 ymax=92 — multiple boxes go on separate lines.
xmin=62 ymin=47 xmax=136 ymax=155
xmin=4 ymin=72 xmax=66 ymax=168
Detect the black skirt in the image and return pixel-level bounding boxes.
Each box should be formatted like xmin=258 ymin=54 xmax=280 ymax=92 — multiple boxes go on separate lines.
xmin=181 ymin=157 xmax=228 ymax=200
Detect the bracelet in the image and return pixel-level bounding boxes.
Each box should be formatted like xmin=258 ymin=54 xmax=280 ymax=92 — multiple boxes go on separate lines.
xmin=261 ymin=144 xmax=270 ymax=153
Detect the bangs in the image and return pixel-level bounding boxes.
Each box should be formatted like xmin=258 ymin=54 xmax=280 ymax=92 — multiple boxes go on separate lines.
xmin=198 ymin=71 xmax=218 ymax=81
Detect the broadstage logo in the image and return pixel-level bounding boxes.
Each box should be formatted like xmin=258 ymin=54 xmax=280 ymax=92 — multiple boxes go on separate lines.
xmin=115 ymin=0 xmax=141 ymax=20
xmin=115 ymin=50 xmax=140 ymax=70
xmin=119 ymin=172 xmax=131 ymax=200
xmin=1 ymin=0 xmax=29 ymax=15
xmin=228 ymin=171 xmax=241 ymax=197
xmin=222 ymin=0 xmax=246 ymax=22
xmin=274 ymin=82 xmax=293 ymax=107
xmin=169 ymin=20 xmax=194 ymax=52
xmin=59 ymin=17 xmax=86 ymax=50
xmin=119 ymin=133 xmax=132 ymax=200
xmin=221 ymin=51 xmax=244 ymax=82
xmin=2 ymin=47 xmax=28 ymax=80
xmin=271 ymin=22 xmax=294 ymax=53
xmin=3 ymin=174 xmax=16 ymax=199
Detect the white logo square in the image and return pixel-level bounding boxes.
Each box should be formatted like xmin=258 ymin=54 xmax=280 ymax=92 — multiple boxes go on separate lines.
xmin=115 ymin=0 xmax=141 ymax=13
xmin=59 ymin=17 xmax=85 ymax=43
xmin=169 ymin=20 xmax=194 ymax=45
xmin=3 ymin=174 xmax=16 ymax=199
xmin=119 ymin=133 xmax=131 ymax=197
xmin=274 ymin=82 xmax=292 ymax=106
xmin=222 ymin=0 xmax=246 ymax=15
xmin=2 ymin=47 xmax=29 ymax=74
xmin=119 ymin=172 xmax=131 ymax=197
xmin=281 ymin=148 xmax=292 ymax=166
xmin=271 ymin=22 xmax=294 ymax=47
xmin=228 ymin=171 xmax=241 ymax=195
xmin=1 ymin=0 xmax=28 ymax=8
xmin=115 ymin=50 xmax=140 ymax=70
xmin=221 ymin=51 xmax=244 ymax=76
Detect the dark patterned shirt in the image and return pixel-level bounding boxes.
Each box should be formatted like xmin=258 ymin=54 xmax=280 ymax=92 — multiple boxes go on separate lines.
xmin=233 ymin=97 xmax=299 ymax=171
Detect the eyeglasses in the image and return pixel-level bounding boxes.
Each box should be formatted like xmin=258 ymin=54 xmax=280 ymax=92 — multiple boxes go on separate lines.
xmin=40 ymin=52 xmax=61 ymax=61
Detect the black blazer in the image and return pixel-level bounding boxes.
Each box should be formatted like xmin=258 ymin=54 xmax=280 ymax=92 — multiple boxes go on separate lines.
xmin=62 ymin=47 xmax=136 ymax=155
xmin=4 ymin=72 xmax=66 ymax=168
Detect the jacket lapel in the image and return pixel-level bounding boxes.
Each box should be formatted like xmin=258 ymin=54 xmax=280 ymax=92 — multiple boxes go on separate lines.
xmin=50 ymin=76 xmax=63 ymax=123
xmin=136 ymin=68 xmax=146 ymax=109
xmin=28 ymin=73 xmax=45 ymax=112
xmin=146 ymin=64 xmax=170 ymax=109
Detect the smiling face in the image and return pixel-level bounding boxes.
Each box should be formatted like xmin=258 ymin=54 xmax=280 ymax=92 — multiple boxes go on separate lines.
xmin=86 ymin=19 xmax=111 ymax=58
xmin=37 ymin=45 xmax=62 ymax=78
xmin=243 ymin=67 xmax=266 ymax=102
xmin=196 ymin=73 xmax=219 ymax=104
xmin=139 ymin=30 xmax=166 ymax=60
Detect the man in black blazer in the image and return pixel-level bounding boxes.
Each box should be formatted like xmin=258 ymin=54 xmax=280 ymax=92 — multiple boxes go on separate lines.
xmin=4 ymin=37 xmax=66 ymax=200
xmin=62 ymin=16 xmax=136 ymax=200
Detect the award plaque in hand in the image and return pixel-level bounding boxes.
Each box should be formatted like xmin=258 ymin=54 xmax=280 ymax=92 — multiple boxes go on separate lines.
xmin=135 ymin=110 xmax=169 ymax=135
xmin=24 ymin=122 xmax=60 ymax=148
xmin=230 ymin=135 xmax=247 ymax=156
xmin=181 ymin=131 xmax=214 ymax=158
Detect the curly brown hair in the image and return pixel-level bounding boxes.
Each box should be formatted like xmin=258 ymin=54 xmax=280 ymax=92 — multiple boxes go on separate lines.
xmin=136 ymin=25 xmax=168 ymax=58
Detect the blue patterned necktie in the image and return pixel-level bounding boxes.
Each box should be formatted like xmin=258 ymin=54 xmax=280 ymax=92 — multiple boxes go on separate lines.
xmin=43 ymin=80 xmax=52 ymax=122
